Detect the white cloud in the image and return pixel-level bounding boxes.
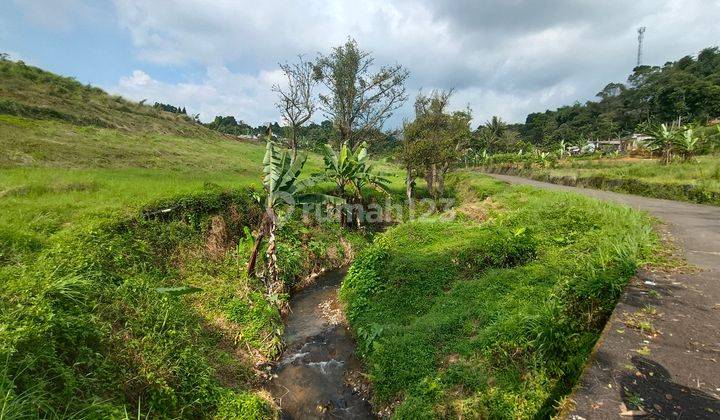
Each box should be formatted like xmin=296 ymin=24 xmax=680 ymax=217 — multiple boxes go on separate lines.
xmin=109 ymin=0 xmax=720 ymax=126
xmin=2 ymin=51 xmax=24 ymax=62
xmin=110 ymin=67 xmax=284 ymax=124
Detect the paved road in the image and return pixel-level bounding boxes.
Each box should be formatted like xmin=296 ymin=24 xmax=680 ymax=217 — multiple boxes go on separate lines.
xmin=488 ymin=174 xmax=720 ymax=419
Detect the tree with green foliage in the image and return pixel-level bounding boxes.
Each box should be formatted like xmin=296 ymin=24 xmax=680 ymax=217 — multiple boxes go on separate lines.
xmin=314 ymin=39 xmax=409 ymax=149
xmin=398 ymin=132 xmax=433 ymax=206
xmin=402 ymin=90 xmax=472 ymax=198
xmin=518 ymin=47 xmax=720 ymax=148
xmin=153 ymin=102 xmax=187 ymax=115
xmin=273 ymin=55 xmax=316 ymax=159
xmin=206 ymin=115 xmax=254 ymax=136
xmin=474 ymin=116 xmax=524 ymax=153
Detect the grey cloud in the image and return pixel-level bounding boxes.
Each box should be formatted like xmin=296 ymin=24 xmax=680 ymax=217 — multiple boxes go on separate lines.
xmin=110 ymin=0 xmax=720 ymax=125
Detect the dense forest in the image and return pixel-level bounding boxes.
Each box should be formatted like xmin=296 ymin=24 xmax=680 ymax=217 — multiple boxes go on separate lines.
xmin=514 ymin=47 xmax=720 ymax=148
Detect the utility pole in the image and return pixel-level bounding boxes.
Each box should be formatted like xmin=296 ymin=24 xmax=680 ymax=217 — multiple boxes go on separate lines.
xmin=636 ymin=26 xmax=646 ymax=67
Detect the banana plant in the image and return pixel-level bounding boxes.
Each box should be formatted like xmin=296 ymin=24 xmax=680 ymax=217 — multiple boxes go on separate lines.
xmin=673 ymin=125 xmax=701 ymax=161
xmin=349 ymin=143 xmax=390 ymax=196
xmin=480 ymin=149 xmax=489 ymax=165
xmin=557 ymin=139 xmax=566 ymax=158
xmin=247 ymin=139 xmax=343 ymax=298
xmin=321 ymin=142 xmax=363 ymax=197
xmin=641 ymin=123 xmax=678 ymax=164
xmin=536 ymin=151 xmax=553 ymax=168
xmin=320 ymin=141 xmax=388 ymax=226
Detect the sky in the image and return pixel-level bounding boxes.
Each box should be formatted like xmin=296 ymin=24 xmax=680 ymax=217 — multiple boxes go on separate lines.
xmin=2 ymin=0 xmax=719 ymax=128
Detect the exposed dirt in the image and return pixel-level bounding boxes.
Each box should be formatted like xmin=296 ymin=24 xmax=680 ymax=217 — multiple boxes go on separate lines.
xmin=488 ymin=173 xmax=720 ymax=419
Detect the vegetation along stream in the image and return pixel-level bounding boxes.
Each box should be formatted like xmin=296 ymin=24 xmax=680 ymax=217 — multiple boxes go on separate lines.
xmin=267 ymin=267 xmax=373 ymax=419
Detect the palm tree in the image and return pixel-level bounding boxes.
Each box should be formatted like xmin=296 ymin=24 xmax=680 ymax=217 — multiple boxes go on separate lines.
xmin=247 ymin=139 xmax=342 ymax=298
xmin=485 ymin=116 xmax=506 ymax=137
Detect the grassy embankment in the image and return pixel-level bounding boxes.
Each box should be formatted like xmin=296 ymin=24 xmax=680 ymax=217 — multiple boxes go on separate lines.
xmin=0 ymin=59 xmax=404 ymax=417
xmin=484 ymin=154 xmax=720 ymax=206
xmin=340 ymin=172 xmax=659 ymax=418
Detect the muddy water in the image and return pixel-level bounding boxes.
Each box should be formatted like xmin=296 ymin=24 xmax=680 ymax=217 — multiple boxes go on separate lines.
xmin=267 ymin=267 xmax=374 ymax=419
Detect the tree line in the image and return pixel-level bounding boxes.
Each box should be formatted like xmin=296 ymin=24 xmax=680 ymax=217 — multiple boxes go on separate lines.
xmin=515 ymin=46 xmax=720 ymax=149
xmin=152 ymin=102 xmax=187 ymax=115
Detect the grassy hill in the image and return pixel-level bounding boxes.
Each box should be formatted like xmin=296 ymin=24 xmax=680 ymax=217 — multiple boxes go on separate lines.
xmin=0 ymin=59 xmax=211 ymax=136
xmin=0 ymin=113 xmax=270 ymax=265
xmin=0 ymin=59 xmax=402 ymax=418
xmin=0 ymin=59 xmax=404 ymax=264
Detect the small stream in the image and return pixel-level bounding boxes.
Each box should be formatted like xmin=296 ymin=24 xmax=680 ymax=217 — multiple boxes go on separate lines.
xmin=267 ymin=267 xmax=374 ymax=419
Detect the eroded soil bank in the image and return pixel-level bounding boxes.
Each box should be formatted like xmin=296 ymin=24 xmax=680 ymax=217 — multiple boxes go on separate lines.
xmin=266 ymin=268 xmax=373 ymax=419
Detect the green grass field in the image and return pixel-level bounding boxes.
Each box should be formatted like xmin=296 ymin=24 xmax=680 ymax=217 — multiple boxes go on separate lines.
xmin=486 ymin=154 xmax=720 ymax=205
xmin=549 ymin=156 xmax=720 ymax=192
xmin=0 ymin=113 xmax=404 ymax=264
xmin=0 ymin=60 xmax=403 ymax=418
xmin=340 ymin=173 xmax=658 ymax=418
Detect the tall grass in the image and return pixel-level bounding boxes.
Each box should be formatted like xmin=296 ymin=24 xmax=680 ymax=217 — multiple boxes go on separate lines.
xmin=0 ymin=186 xmax=371 ymax=417
xmin=340 ymin=173 xmax=657 ymax=418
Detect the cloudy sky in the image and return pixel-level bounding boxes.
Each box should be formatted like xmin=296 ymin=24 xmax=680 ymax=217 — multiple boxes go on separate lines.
xmin=2 ymin=0 xmax=719 ymax=128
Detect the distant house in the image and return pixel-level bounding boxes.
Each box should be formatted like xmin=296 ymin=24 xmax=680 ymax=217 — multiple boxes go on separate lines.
xmin=590 ymin=133 xmax=651 ymax=152
xmin=237 ymin=134 xmax=260 ymax=142
xmin=622 ymin=133 xmax=652 ymax=151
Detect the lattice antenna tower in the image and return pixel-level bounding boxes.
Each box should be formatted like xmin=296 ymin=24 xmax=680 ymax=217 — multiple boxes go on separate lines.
xmin=636 ymin=26 xmax=646 ymax=67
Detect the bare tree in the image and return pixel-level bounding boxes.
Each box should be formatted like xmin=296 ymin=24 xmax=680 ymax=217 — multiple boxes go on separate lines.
xmin=272 ymin=55 xmax=315 ymax=160
xmin=314 ymin=39 xmax=409 ymax=149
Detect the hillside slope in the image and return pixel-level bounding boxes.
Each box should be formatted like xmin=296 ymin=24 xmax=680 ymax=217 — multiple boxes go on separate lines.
xmin=0 ymin=58 xmax=364 ymax=265
xmin=0 ymin=60 xmax=402 ymax=418
xmin=0 ymin=58 xmax=215 ymax=136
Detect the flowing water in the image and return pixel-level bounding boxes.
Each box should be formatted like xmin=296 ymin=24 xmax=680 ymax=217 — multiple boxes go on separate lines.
xmin=267 ymin=267 xmax=374 ymax=419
